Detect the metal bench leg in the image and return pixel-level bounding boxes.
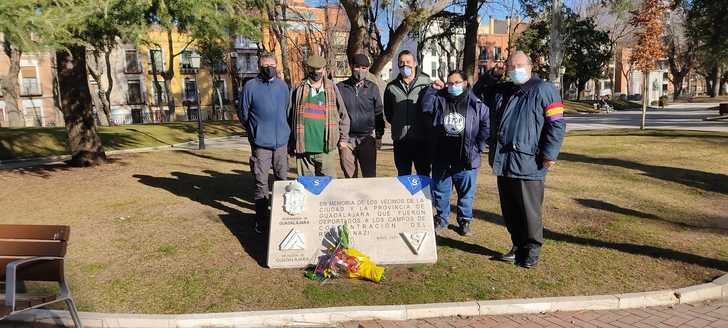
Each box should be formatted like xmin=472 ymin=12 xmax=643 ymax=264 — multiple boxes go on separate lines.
xmin=64 ymin=299 xmax=83 ymax=328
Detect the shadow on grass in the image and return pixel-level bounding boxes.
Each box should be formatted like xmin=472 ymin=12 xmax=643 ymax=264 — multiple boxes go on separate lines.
xmin=575 ymin=198 xmax=727 ymax=230
xmin=471 ymin=208 xmax=728 ymax=272
xmin=4 ymin=158 xmax=127 ymax=178
xmin=133 ymin=169 xmax=269 ymax=267
xmin=0 ymin=121 xmax=243 ymax=161
xmin=179 ymin=150 xmax=248 ymax=165
xmin=560 ymin=152 xmax=728 ymax=195
xmin=436 ymin=235 xmax=500 ymax=257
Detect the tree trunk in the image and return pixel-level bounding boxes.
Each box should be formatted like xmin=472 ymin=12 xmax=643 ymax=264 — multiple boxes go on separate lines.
xmin=150 ymin=53 xmax=164 ymax=123
xmin=86 ymin=49 xmax=114 ymax=126
xmin=164 ymin=30 xmax=176 ymax=122
xmin=341 ymin=0 xmax=368 ymax=60
xmin=672 ymin=74 xmax=684 ymax=101
xmin=462 ymin=0 xmax=479 ymax=84
xmin=548 ymin=0 xmax=564 ymax=85
xmin=369 ymin=22 xmax=411 ymax=75
xmin=711 ymin=64 xmax=721 ymax=98
xmin=56 ymin=46 xmax=107 ymax=166
xmin=2 ymin=43 xmax=24 ymax=127
xmin=103 ymin=49 xmax=115 ymax=125
xmin=641 ymin=71 xmax=648 ymax=130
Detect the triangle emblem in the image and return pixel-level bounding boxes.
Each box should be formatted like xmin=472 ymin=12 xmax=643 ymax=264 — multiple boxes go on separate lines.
xmin=400 ymin=231 xmax=428 ymax=255
xmin=279 ymin=229 xmax=305 ymax=251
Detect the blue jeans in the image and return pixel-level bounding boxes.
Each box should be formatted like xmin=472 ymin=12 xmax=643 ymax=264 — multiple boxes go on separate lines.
xmin=431 ymin=165 xmax=478 ymax=225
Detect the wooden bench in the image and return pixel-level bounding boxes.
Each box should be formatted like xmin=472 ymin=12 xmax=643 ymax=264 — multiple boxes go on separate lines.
xmin=0 ymin=224 xmax=83 ymax=327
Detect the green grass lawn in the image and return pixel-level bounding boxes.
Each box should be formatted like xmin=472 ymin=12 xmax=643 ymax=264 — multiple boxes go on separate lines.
xmin=564 ymin=100 xmax=600 ymax=114
xmin=0 ymin=121 xmax=244 ymax=161
xmin=1 ymin=129 xmax=726 ymax=314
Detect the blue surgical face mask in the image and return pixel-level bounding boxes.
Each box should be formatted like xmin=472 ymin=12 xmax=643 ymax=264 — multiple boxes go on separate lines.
xmin=447 ymin=85 xmax=464 ymax=96
xmin=400 ymin=65 xmax=413 ymax=77
xmin=509 ymin=67 xmax=530 ymax=85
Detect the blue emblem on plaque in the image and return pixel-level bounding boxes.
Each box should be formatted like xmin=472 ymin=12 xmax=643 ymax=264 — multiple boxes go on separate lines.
xmin=296 ymin=176 xmax=332 ymax=195
xmin=397 ymin=175 xmax=431 ymax=195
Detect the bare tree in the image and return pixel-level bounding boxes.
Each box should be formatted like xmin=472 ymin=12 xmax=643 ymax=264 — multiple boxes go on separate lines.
xmin=341 ymin=0 xmax=453 ymax=75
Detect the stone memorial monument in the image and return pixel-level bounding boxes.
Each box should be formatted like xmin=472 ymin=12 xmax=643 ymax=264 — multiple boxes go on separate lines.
xmin=267 ymin=176 xmax=437 ymax=268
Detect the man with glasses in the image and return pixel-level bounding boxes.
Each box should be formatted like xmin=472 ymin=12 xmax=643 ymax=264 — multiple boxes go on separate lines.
xmin=479 ymin=51 xmax=566 ymax=268
xmin=337 ymin=53 xmax=385 ymax=178
xmin=239 ymin=52 xmax=290 ymax=234
xmin=423 ymin=70 xmax=490 ymax=237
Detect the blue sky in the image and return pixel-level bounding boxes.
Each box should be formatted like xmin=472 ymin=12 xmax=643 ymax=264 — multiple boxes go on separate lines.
xmin=304 ymin=0 xmax=527 ymax=21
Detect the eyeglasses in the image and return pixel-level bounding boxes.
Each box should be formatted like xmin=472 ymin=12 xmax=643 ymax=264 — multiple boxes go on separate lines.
xmin=446 ymin=81 xmax=464 ymax=87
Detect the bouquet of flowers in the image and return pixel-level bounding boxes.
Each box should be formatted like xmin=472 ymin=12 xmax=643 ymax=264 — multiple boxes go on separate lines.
xmin=304 ymin=224 xmax=385 ymax=283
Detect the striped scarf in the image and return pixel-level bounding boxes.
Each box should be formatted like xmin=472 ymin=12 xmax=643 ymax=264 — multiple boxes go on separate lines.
xmin=293 ymin=79 xmax=339 ymax=153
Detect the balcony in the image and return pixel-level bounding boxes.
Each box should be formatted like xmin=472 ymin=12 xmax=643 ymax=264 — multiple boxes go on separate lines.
xmin=180 ymin=66 xmax=199 ymax=75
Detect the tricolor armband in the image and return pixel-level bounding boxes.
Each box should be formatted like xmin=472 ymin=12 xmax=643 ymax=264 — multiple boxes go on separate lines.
xmin=544 ymin=101 xmax=565 ymax=122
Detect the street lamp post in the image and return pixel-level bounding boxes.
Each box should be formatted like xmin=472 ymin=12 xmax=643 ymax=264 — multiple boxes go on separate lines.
xmin=190 ymin=52 xmax=205 ymax=150
xmin=559 ymin=66 xmax=566 ymax=99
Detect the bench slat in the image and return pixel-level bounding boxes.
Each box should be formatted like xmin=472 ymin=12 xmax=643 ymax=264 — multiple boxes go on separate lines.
xmin=0 ymin=225 xmax=70 ymax=241
xmin=0 ymin=240 xmax=67 ymax=257
xmin=0 ymin=258 xmax=64 ymax=282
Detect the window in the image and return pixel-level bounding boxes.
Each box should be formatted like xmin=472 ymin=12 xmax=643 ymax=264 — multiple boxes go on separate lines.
xmin=127 ymin=80 xmax=143 ymax=105
xmin=334 ymin=32 xmax=348 ymax=47
xmin=22 ymin=99 xmax=43 ymax=127
xmin=0 ymin=101 xmax=6 ymax=125
xmin=430 ymin=62 xmax=438 ymax=79
xmin=478 ymin=47 xmax=488 ymax=61
xmin=20 ymin=66 xmax=41 ymax=96
xmin=213 ymin=79 xmax=227 ymax=101
xmin=494 ymin=47 xmax=502 ymax=60
xmin=184 ymin=78 xmax=198 ymax=101
xmin=149 ymin=49 xmax=164 ymax=71
xmin=213 ymin=61 xmax=226 ymax=73
xmin=181 ymin=50 xmax=193 ymax=69
xmin=335 ymin=54 xmax=349 ymax=77
xmin=300 ymin=45 xmax=310 ymax=61
xmin=151 ymin=80 xmax=168 ymax=105
xmin=237 ymin=53 xmax=259 ymax=74
xmin=125 ymin=50 xmax=142 ymax=73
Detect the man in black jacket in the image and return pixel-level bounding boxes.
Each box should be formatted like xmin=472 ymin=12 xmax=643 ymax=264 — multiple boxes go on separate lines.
xmin=337 ymin=53 xmax=385 ymax=178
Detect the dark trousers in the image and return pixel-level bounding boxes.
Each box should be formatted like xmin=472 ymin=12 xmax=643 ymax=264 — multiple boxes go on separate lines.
xmin=496 ymin=176 xmax=545 ymax=250
xmin=250 ymin=145 xmax=288 ymax=226
xmin=340 ymin=135 xmax=377 ymax=178
xmin=393 ymin=139 xmax=431 ymax=176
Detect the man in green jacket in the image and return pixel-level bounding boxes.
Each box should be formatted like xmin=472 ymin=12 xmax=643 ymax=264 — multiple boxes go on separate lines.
xmin=383 ymin=50 xmax=433 ymax=176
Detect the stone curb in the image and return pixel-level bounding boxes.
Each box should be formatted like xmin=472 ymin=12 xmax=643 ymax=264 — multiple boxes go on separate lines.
xmin=5 ymin=273 xmax=726 ymax=327
xmin=0 ymin=136 xmax=245 ymax=170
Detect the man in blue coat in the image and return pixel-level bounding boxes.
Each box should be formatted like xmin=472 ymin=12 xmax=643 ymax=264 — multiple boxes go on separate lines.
xmin=239 ymin=52 xmax=291 ymax=234
xmin=479 ymin=51 xmax=566 ymax=268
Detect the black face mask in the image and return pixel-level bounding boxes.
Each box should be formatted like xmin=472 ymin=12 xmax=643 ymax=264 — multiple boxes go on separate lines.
xmin=261 ymin=66 xmax=277 ymax=80
xmin=308 ymin=70 xmax=323 ymax=82
xmin=352 ymin=70 xmax=367 ymax=82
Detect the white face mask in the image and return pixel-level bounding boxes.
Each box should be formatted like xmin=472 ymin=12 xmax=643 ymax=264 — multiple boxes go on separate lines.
xmin=509 ymin=67 xmax=530 ymax=85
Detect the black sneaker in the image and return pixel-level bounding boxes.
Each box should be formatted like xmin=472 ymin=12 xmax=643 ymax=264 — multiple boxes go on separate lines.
xmin=518 ymin=248 xmax=540 ymax=269
xmin=494 ymin=245 xmax=518 ymax=262
xmin=458 ymin=221 xmax=473 ymax=236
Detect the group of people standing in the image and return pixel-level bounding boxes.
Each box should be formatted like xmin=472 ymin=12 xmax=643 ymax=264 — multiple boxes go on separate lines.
xmin=239 ymin=49 xmax=565 ymax=269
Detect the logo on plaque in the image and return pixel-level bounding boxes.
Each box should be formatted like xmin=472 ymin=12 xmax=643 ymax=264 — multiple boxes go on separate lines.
xmin=283 ymin=181 xmax=305 ymax=215
xmin=400 ymin=232 xmax=428 ymax=255
xmin=279 ymin=229 xmax=305 ymax=251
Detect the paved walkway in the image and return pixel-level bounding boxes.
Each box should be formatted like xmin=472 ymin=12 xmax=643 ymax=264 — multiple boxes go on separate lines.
xmin=340 ymin=298 xmax=728 ymax=328
xmin=565 ymin=104 xmax=728 ymax=132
